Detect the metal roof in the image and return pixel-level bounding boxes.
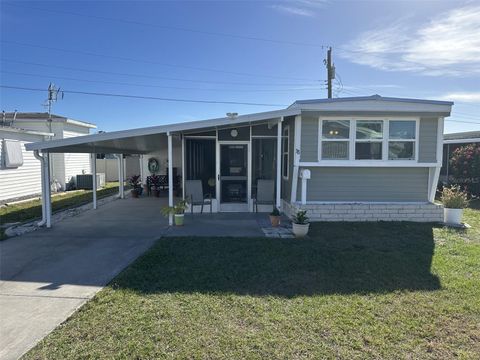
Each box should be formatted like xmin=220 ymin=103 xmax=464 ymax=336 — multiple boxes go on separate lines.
xmin=25 ymin=108 xmax=299 ymax=153
xmin=0 ymin=126 xmax=54 ymax=137
xmin=25 ymin=95 xmax=454 ymax=154
xmin=290 ymin=95 xmax=454 ymax=107
xmin=444 ymin=131 xmax=480 ymax=144
xmin=2 ymin=112 xmax=97 ymax=129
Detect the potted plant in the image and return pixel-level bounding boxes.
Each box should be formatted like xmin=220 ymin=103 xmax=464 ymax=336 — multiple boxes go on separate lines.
xmin=128 ymin=175 xmax=142 ymax=198
xmin=441 ymin=185 xmax=469 ymax=225
xmin=291 ymin=210 xmax=310 ymax=237
xmin=269 ymin=207 xmax=281 ymax=227
xmin=150 ymin=174 xmax=161 ymax=197
xmin=162 ymin=199 xmax=189 ymax=226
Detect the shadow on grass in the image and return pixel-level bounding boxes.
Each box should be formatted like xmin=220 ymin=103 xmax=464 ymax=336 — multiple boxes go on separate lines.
xmin=0 ymin=186 xmax=120 ymax=225
xmin=112 ymin=222 xmax=441 ymax=297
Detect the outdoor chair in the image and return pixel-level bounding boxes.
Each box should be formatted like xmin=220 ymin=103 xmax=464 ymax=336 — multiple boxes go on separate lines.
xmin=253 ymin=179 xmax=275 ymax=212
xmin=185 ymin=180 xmax=212 ymax=214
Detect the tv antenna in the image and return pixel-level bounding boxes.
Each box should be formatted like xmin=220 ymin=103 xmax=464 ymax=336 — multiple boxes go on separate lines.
xmin=43 ymin=83 xmax=64 ymax=117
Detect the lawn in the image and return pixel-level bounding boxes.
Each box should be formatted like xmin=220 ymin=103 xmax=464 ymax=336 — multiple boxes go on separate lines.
xmin=0 ymin=182 xmax=121 ymax=240
xmin=24 ymin=203 xmax=479 ymax=359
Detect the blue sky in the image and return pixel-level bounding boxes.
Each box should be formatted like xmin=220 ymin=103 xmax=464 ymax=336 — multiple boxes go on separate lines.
xmin=1 ymin=0 xmax=479 ymax=134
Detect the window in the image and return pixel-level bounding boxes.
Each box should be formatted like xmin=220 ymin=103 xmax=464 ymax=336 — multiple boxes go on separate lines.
xmin=316 ymin=118 xmax=418 ymax=163
xmin=388 ymin=121 xmax=416 ymax=160
xmin=355 ymin=120 xmax=383 ymax=160
xmin=321 ymin=120 xmax=350 ymax=160
xmin=282 ymin=126 xmax=289 ymax=179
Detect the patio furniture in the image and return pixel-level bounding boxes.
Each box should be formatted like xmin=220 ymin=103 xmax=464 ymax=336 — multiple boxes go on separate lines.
xmin=185 ymin=180 xmax=212 ymax=214
xmin=253 ymin=179 xmax=274 ymax=212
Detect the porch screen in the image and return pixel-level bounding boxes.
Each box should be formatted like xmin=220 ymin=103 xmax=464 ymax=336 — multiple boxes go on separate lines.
xmin=185 ymin=139 xmax=216 ymax=198
xmin=251 ymin=138 xmax=277 ymax=197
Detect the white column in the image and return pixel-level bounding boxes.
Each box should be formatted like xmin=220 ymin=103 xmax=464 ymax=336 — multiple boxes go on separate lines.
xmin=91 ymin=153 xmax=97 ymax=209
xmin=117 ymin=154 xmax=125 ymax=199
xmin=44 ymin=152 xmax=52 ymax=228
xmin=301 ymin=178 xmax=307 ymax=205
xmin=276 ymin=118 xmax=283 ymax=209
xmin=33 ymin=150 xmax=47 ymax=226
xmin=168 ymin=133 xmax=173 ymax=226
xmin=290 ymin=115 xmax=301 ymax=203
xmin=181 ymin=135 xmax=185 ymax=200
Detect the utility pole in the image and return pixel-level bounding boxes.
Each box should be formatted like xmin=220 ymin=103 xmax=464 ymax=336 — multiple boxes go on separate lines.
xmin=326 ymin=47 xmax=335 ymax=99
xmin=44 ymin=83 xmax=63 ymax=134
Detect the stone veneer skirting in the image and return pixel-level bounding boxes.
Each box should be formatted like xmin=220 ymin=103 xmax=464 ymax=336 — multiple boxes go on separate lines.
xmin=282 ymin=200 xmax=443 ymax=222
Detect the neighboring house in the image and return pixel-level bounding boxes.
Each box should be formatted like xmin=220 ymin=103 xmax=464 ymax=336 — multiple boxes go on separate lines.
xmin=27 ymin=95 xmax=452 ymax=225
xmin=0 ymin=112 xmax=96 ymax=203
xmin=441 ymin=131 xmax=480 ymax=180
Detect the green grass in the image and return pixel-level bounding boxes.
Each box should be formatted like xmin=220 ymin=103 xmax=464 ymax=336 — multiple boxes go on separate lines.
xmin=23 ymin=203 xmax=480 ymax=359
xmin=0 ymin=183 xmax=121 ymax=240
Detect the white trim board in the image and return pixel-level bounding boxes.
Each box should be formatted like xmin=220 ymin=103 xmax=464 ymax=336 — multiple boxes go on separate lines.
xmin=298 ymin=161 xmax=440 ymax=167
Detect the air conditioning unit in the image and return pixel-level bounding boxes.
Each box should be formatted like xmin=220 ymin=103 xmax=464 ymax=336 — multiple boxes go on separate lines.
xmin=76 ymin=173 xmax=105 ymax=190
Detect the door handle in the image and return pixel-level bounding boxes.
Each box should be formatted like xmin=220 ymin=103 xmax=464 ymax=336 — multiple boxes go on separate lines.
xmin=218 ymin=174 xmax=220 ymax=181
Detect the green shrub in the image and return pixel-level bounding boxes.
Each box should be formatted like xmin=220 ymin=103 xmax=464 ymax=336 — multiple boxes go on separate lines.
xmin=292 ymin=210 xmax=309 ymax=224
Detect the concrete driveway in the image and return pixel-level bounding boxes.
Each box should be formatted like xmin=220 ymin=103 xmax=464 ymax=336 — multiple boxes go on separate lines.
xmin=0 ymin=197 xmax=166 ymax=360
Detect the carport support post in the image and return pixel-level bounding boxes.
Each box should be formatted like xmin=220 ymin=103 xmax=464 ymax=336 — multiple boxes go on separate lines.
xmin=276 ymin=117 xmax=283 ymax=210
xmin=117 ymin=154 xmax=125 ymax=199
xmin=44 ymin=151 xmax=52 ymax=228
xmin=168 ymin=132 xmax=173 ymax=226
xmin=91 ymin=153 xmax=97 ymax=209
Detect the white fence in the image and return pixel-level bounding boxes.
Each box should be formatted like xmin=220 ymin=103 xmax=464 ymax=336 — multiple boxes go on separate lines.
xmin=95 ymin=157 xmax=141 ymax=182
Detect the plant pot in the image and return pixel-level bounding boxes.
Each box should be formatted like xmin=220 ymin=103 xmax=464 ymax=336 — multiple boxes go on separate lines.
xmin=152 ymin=189 xmax=160 ymax=198
xmin=143 ymin=184 xmax=149 ymax=194
xmin=269 ymin=215 xmax=281 ymax=227
xmin=174 ymin=214 xmax=185 ymax=226
xmin=137 ymin=187 xmax=143 ymax=196
xmin=292 ymin=223 xmax=310 ymax=238
xmin=444 ymin=208 xmax=463 ymax=225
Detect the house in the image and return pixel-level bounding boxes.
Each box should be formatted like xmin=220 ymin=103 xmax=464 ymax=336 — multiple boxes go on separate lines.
xmin=0 ymin=112 xmax=96 ymax=203
xmin=25 ymin=95 xmax=452 ymax=226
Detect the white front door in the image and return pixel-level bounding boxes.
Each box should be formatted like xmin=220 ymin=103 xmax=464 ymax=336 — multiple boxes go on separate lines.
xmin=217 ymin=142 xmax=250 ymax=212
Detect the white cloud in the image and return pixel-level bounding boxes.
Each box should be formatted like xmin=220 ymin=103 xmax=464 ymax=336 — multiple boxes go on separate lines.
xmin=270 ymin=0 xmax=328 ymax=17
xmin=270 ymin=4 xmax=314 ymax=17
xmin=340 ymin=5 xmax=480 ymax=76
xmin=437 ymin=92 xmax=480 ymax=103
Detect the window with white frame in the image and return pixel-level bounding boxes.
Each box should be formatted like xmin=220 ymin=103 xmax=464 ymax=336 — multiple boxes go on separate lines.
xmin=282 ymin=126 xmax=289 ymax=179
xmin=388 ymin=120 xmax=416 ymax=160
xmin=355 ymin=120 xmax=383 ymax=160
xmin=321 ymin=120 xmax=350 ymax=160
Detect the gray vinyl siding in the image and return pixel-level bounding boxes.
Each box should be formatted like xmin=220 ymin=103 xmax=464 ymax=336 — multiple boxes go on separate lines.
xmin=304 ymin=167 xmax=429 ymax=202
xmin=300 ymin=115 xmax=318 ymax=162
xmin=418 ymin=117 xmax=438 ymax=163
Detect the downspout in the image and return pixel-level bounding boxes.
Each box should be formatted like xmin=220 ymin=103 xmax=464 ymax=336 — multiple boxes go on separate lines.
xmin=33 ymin=150 xmax=47 ymax=227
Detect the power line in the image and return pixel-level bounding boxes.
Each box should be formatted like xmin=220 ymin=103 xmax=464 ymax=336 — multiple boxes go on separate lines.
xmin=4 ymin=2 xmax=330 ymax=50
xmin=446 ymin=119 xmax=480 ymax=125
xmin=1 ymin=40 xmax=321 ymax=82
xmin=1 ymin=70 xmax=326 ymax=93
xmin=0 ymin=59 xmax=326 ymax=87
xmin=0 ymin=84 xmax=289 ymax=107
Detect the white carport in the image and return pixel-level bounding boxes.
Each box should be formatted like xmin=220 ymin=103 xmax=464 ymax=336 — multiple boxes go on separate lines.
xmin=26 ymin=108 xmax=300 ymax=228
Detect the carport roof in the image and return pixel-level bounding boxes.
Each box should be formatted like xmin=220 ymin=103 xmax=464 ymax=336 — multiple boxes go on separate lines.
xmin=25 ymin=107 xmax=299 ymax=154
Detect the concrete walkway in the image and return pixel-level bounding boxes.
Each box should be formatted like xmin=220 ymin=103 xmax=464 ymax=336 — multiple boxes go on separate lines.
xmin=0 ymin=197 xmax=167 ymax=360
xmin=0 ymin=196 xmax=273 ymax=359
